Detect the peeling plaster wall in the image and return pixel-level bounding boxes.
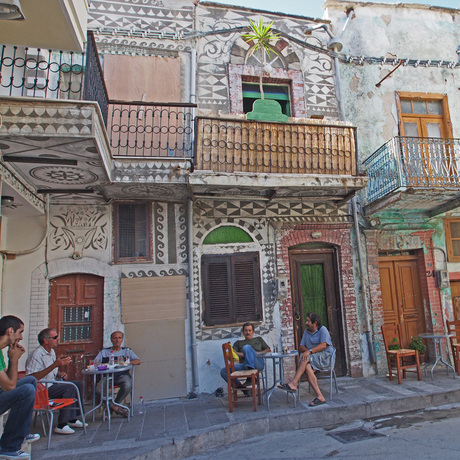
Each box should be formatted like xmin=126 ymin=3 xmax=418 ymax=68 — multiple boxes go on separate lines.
xmin=326 ymin=0 xmax=460 ymax=161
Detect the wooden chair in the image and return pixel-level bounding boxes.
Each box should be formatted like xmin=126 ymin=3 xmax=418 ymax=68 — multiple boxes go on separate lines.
xmin=34 ymin=380 xmax=87 ymax=449
xmin=446 ymin=320 xmax=460 ymax=375
xmin=222 ymin=342 xmax=261 ymax=412
xmin=381 ymin=324 xmax=422 ymax=384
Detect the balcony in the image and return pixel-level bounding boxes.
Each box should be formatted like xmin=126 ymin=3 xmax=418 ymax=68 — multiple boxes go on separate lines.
xmin=191 ymin=117 xmax=367 ymax=201
xmin=0 ymin=33 xmax=111 ymax=208
xmin=0 ymin=0 xmax=89 ymax=52
xmin=363 ymin=136 xmax=460 ymax=216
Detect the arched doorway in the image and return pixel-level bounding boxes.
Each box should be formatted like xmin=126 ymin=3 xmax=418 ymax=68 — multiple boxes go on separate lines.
xmin=289 ymin=245 xmax=346 ymax=376
xmin=49 ymin=274 xmax=104 ymax=381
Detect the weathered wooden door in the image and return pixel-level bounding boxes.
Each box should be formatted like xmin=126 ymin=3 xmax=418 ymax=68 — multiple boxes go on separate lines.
xmin=379 ymin=256 xmax=425 ymax=347
xmin=290 ymin=249 xmax=346 ymax=376
xmin=49 ymin=274 xmax=104 ymax=381
xmin=450 ymin=280 xmax=460 ymax=320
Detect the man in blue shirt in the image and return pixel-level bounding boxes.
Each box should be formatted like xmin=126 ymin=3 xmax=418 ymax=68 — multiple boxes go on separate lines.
xmin=278 ymin=312 xmax=333 ymax=406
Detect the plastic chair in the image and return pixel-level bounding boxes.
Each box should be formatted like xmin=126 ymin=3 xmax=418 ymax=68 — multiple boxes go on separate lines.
xmin=306 ymin=347 xmax=338 ymax=401
xmin=222 ymin=342 xmax=261 ymax=412
xmin=381 ymin=324 xmax=422 ymax=384
xmin=446 ymin=320 xmax=460 ymax=375
xmin=34 ymin=380 xmax=87 ymax=449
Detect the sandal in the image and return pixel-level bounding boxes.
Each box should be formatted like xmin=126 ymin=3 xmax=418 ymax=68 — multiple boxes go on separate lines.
xmin=277 ymin=383 xmax=296 ymax=392
xmin=309 ymin=397 xmax=326 ymax=407
xmin=111 ymin=406 xmax=129 ymax=418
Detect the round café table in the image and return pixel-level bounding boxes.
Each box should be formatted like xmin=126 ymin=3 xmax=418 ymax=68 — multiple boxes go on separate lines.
xmin=258 ymin=351 xmax=298 ymax=410
xmin=418 ymin=332 xmax=455 ymax=380
xmin=83 ymin=364 xmax=133 ymax=430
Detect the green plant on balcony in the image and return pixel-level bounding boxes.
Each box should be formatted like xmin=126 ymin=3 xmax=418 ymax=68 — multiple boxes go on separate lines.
xmin=242 ymin=18 xmax=288 ymax=122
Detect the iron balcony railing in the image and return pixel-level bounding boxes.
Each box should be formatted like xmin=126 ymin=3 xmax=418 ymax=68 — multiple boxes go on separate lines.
xmin=0 ymin=32 xmax=108 ymax=124
xmin=108 ymin=101 xmax=196 ymax=157
xmin=195 ymin=117 xmax=358 ymax=175
xmin=363 ymin=136 xmax=460 ymax=203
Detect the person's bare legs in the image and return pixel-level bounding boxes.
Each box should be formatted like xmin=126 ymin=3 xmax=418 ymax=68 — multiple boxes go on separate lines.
xmin=280 ymin=360 xmax=307 ymax=390
xmin=281 ymin=362 xmax=326 ymax=403
xmin=305 ymin=363 xmax=325 ymax=403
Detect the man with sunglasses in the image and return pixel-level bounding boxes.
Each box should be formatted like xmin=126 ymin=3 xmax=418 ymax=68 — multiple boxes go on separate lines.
xmin=26 ymin=328 xmax=86 ymax=435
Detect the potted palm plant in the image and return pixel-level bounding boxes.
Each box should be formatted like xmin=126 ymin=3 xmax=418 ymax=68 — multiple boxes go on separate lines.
xmin=242 ymin=18 xmax=288 ymax=122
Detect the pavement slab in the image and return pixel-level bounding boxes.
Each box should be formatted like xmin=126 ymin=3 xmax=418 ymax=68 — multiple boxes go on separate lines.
xmin=25 ymin=371 xmax=460 ymax=460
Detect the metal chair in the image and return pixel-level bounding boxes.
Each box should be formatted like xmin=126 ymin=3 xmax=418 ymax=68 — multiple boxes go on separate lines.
xmin=222 ymin=342 xmax=261 ymax=412
xmin=381 ymin=324 xmax=422 ymax=384
xmin=446 ymin=320 xmax=460 ymax=375
xmin=34 ymin=380 xmax=87 ymax=449
xmin=305 ymin=346 xmax=338 ymax=401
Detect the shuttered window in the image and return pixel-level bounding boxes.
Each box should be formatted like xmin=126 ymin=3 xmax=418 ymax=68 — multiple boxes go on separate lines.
xmin=202 ymin=252 xmax=262 ymax=326
xmin=114 ymin=202 xmax=152 ymax=263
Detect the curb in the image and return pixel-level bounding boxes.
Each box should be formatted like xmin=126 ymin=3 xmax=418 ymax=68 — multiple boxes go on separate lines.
xmin=133 ymin=386 xmax=460 ymax=460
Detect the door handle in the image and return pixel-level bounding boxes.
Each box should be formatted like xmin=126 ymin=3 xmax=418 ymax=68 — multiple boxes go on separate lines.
xmin=294 ymin=311 xmax=301 ymax=321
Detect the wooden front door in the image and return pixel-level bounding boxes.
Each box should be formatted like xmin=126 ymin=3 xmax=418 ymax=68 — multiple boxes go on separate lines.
xmin=49 ymin=274 xmax=104 ymax=381
xmin=379 ymin=256 xmax=426 ymax=347
xmin=290 ymin=249 xmax=346 ymax=376
xmin=450 ymin=280 xmax=460 ymax=320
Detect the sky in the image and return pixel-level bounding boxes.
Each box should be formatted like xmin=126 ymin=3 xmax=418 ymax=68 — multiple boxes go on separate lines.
xmin=207 ymin=0 xmax=459 ymax=19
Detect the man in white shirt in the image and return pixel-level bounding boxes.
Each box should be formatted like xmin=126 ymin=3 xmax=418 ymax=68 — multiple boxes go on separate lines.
xmin=26 ymin=328 xmax=86 ymax=435
xmin=94 ymin=331 xmax=140 ymax=417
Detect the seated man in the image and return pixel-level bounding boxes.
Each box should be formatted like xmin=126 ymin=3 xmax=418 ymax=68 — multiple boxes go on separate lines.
xmin=26 ymin=328 xmax=86 ymax=435
xmin=278 ymin=312 xmax=333 ymax=406
xmin=220 ymin=323 xmax=270 ymax=393
xmin=94 ymin=331 xmax=140 ymax=417
xmin=0 ymin=315 xmax=37 ymax=460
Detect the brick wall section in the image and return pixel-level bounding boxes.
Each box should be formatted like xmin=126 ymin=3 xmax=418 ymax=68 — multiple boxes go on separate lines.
xmin=275 ymin=223 xmax=363 ymax=379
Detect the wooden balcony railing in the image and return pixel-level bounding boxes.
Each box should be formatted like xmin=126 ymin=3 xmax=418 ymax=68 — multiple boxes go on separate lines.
xmin=195 ymin=117 xmax=357 ymax=175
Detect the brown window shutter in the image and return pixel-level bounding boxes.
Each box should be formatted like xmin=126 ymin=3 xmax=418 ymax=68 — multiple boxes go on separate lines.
xmin=202 ymin=256 xmax=232 ymax=325
xmin=202 ymin=252 xmax=262 ymax=326
xmin=233 ymin=254 xmax=262 ymax=322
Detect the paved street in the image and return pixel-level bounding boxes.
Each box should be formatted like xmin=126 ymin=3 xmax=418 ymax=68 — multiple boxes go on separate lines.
xmin=185 ymin=403 xmax=460 ymax=459
xmin=26 ymin=370 xmax=460 ymax=459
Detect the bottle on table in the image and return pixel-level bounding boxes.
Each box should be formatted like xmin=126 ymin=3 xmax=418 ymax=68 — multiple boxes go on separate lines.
xmin=125 ymin=347 xmax=130 ymax=366
xmin=109 ymin=350 xmax=115 ymax=366
xmin=139 ymin=396 xmax=145 ymax=414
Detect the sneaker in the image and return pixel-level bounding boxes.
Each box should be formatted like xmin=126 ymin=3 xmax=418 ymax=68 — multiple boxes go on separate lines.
xmin=24 ymin=434 xmax=40 ymax=443
xmin=54 ymin=425 xmax=75 ymax=435
xmin=0 ymin=450 xmax=30 ymax=459
xmin=67 ymin=420 xmax=88 ymax=429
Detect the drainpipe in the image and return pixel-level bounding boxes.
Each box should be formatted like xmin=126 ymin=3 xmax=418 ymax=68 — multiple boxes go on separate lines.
xmin=187 ymin=47 xmax=199 ymax=397
xmin=320 ymin=9 xmax=376 ymax=364
xmin=353 ymin=195 xmax=375 ymax=364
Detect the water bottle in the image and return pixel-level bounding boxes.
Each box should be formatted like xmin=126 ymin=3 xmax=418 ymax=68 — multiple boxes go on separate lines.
xmin=125 ymin=347 xmax=130 ymax=366
xmin=139 ymin=396 xmax=145 ymax=414
xmin=109 ymin=351 xmax=115 ymax=366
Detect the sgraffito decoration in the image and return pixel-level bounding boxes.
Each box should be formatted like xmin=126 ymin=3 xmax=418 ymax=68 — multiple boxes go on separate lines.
xmin=49 ymin=206 xmax=108 ymax=258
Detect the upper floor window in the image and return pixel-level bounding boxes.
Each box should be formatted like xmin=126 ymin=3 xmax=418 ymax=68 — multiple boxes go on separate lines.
xmin=113 ymin=202 xmax=152 ymax=263
xmin=242 ymin=82 xmax=291 ymax=116
xmin=397 ymin=93 xmax=452 ymax=139
xmin=445 ymin=218 xmax=460 ymax=262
